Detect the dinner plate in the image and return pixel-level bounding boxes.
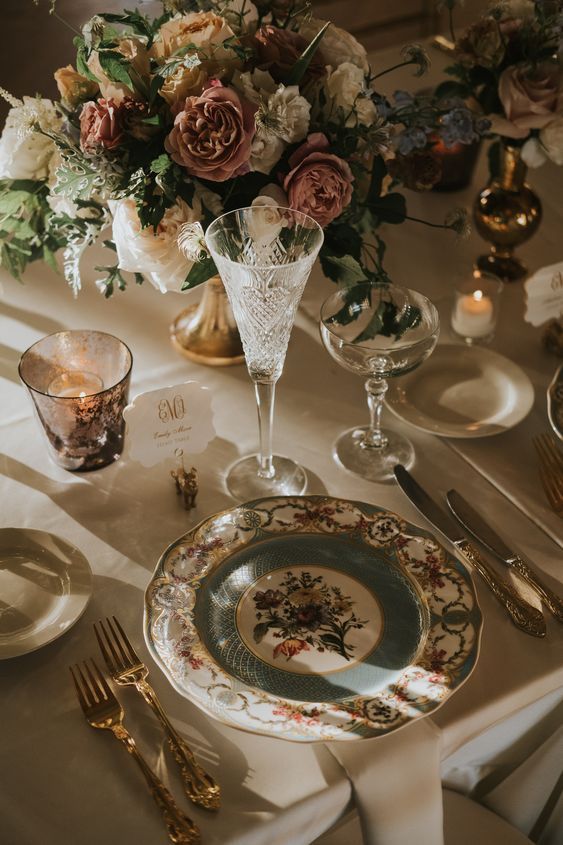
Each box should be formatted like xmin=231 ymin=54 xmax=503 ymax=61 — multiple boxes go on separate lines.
xmin=145 ymin=496 xmax=482 ymax=742
xmin=386 ymin=344 xmax=534 ymax=438
xmin=0 ymin=528 xmax=92 ymax=659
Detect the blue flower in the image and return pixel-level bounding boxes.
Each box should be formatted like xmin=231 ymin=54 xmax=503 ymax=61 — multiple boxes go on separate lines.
xmin=440 ymin=107 xmax=479 ymax=147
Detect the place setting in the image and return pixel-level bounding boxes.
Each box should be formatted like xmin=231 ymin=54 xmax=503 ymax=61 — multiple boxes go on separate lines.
xmin=2 ymin=1 xmax=563 ymax=844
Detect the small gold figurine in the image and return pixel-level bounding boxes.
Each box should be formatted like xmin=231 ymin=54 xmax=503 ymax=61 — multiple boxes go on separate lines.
xmin=171 ymin=449 xmax=199 ymax=510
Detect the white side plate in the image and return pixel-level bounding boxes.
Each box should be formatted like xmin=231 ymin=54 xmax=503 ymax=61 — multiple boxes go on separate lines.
xmin=386 ymin=344 xmax=534 ymax=438
xmin=0 ymin=528 xmax=92 ymax=659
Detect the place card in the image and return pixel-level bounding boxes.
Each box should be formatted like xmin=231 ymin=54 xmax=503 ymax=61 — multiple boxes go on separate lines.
xmin=123 ymin=381 xmax=215 ymax=467
xmin=524 ymin=262 xmax=563 ymax=327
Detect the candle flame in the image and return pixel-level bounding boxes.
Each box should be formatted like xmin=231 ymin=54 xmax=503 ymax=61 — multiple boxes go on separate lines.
xmin=473 ymin=290 xmax=483 ymax=302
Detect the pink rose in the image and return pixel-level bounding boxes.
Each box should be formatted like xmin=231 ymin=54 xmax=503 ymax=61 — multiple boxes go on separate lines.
xmin=164 ymin=83 xmax=256 ymax=181
xmin=283 ymin=133 xmax=354 ymax=227
xmin=79 ymin=99 xmax=124 ymax=152
xmin=490 ymin=62 xmax=562 ymax=139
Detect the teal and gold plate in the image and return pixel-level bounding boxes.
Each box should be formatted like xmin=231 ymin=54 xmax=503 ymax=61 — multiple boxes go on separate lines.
xmin=144 ymin=496 xmax=482 ymax=742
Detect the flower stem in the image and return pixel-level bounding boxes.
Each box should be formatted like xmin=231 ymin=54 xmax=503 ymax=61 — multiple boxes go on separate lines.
xmin=371 ymin=61 xmax=414 ymax=81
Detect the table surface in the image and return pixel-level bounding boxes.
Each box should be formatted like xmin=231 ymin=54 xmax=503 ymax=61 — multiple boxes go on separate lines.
xmin=1 ymin=42 xmax=562 ymax=845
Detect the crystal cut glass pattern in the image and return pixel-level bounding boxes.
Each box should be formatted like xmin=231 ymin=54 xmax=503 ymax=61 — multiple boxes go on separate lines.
xmin=206 ymin=208 xmax=323 ymax=499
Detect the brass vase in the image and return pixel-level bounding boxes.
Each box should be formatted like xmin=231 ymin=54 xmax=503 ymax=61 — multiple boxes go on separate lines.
xmin=474 ymin=143 xmax=542 ymax=282
xmin=170 ymin=275 xmax=245 ymax=366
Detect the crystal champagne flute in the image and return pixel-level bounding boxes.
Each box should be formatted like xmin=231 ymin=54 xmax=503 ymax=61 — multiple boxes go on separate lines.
xmin=206 ymin=207 xmax=323 ymax=500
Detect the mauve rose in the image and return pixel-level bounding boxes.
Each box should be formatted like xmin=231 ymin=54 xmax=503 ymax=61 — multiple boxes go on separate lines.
xmin=490 ymin=62 xmax=561 ymax=139
xmin=165 ymin=83 xmax=256 ymax=181
xmin=254 ymin=25 xmax=326 ymax=85
xmin=80 ymin=99 xmax=124 ymax=152
xmin=283 ymin=132 xmax=353 ymax=227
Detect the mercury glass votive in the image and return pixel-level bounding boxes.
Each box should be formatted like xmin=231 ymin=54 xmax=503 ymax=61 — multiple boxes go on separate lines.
xmin=19 ymin=330 xmax=132 ymax=471
xmin=451 ymin=273 xmax=503 ymax=345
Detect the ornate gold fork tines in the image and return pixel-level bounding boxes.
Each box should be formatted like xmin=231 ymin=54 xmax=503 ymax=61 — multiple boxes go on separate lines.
xmin=94 ymin=617 xmax=220 ymax=811
xmin=533 ymin=434 xmax=563 ymax=516
xmin=70 ymin=659 xmax=200 ymax=845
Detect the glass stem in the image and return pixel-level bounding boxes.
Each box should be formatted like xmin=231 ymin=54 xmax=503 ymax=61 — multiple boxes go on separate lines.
xmin=254 ymin=380 xmax=276 ymax=479
xmin=363 ymin=377 xmax=388 ymax=449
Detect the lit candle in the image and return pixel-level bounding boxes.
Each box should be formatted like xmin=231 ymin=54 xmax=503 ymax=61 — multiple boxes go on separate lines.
xmin=452 ymin=289 xmax=495 ymax=339
xmin=47 ymin=371 xmax=104 ymax=398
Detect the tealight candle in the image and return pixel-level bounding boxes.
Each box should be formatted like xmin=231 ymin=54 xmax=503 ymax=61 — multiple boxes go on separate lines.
xmin=47 ymin=371 xmax=104 ymax=398
xmin=451 ymin=274 xmax=503 ymax=345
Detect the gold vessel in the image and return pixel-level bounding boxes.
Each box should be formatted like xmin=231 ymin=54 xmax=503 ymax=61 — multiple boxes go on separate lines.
xmin=474 ymin=144 xmax=542 ymax=282
xmin=170 ymin=275 xmax=244 ymax=366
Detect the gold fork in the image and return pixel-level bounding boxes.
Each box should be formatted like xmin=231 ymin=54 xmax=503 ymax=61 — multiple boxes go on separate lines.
xmin=94 ymin=617 xmax=220 ymax=811
xmin=533 ymin=434 xmax=563 ymax=516
xmin=70 ymin=659 xmax=200 ymax=845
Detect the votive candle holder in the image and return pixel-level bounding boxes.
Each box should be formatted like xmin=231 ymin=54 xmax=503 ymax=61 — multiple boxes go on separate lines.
xmin=451 ymin=273 xmax=503 ymax=345
xmin=19 ymin=330 xmax=132 ymax=471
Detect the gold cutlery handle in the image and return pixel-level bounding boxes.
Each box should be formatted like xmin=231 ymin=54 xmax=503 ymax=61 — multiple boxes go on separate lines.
xmin=509 ymin=556 xmax=563 ymax=623
xmin=111 ymin=725 xmax=200 ymax=845
xmin=458 ymin=540 xmax=546 ymax=638
xmin=136 ymin=678 xmax=221 ymax=811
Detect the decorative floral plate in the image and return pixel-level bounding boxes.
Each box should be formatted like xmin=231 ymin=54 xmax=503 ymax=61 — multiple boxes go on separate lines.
xmin=144 ymin=497 xmax=482 ymax=742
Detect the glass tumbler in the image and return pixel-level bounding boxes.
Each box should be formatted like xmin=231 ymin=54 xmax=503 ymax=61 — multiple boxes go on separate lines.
xmin=19 ymin=330 xmax=132 ymax=471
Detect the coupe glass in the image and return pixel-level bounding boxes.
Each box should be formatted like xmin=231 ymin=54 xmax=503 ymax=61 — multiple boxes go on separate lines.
xmin=320 ymin=282 xmax=439 ymax=481
xmin=206 ymin=207 xmax=324 ymax=500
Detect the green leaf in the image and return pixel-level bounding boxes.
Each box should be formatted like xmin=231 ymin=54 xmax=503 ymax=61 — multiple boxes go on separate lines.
xmin=323 ymin=254 xmax=367 ymax=285
xmin=102 ymin=239 xmax=117 ymax=252
xmin=0 ymin=191 xmax=30 ymax=214
xmin=252 ymin=621 xmax=272 ymax=644
xmin=43 ymin=245 xmax=59 ymax=274
xmin=98 ymin=51 xmax=135 ymax=89
xmin=142 ymin=114 xmax=161 ymax=126
xmin=181 ymin=258 xmax=218 ymax=291
xmin=150 ymin=154 xmax=172 ymax=175
xmin=134 ymin=272 xmax=144 ymax=285
xmin=285 ymin=21 xmax=330 ymax=86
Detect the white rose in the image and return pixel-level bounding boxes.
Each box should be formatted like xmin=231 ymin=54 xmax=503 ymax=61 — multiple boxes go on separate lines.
xmin=250 ymin=133 xmax=285 ymax=174
xmin=110 ymin=196 xmax=202 ymax=293
xmin=326 ymin=63 xmax=377 ymax=127
xmin=0 ymin=98 xmax=60 ymax=180
xmin=249 ymin=193 xmax=286 ymax=248
xmin=298 ymin=18 xmax=368 ymax=72
xmin=540 ymin=117 xmax=563 ymax=166
xmin=232 ymin=69 xmax=277 ymax=103
xmin=265 ymin=85 xmax=311 ymax=143
xmin=521 ymin=136 xmax=547 ymax=168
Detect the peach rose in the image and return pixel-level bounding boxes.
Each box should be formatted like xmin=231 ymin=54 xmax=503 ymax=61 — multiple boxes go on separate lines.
xmin=151 ymin=11 xmax=241 ymax=79
xmin=165 ymin=83 xmax=256 ymax=181
xmin=283 ymin=132 xmax=353 ymax=227
xmin=87 ymin=38 xmax=150 ymax=103
xmin=54 ymin=65 xmax=99 ymax=107
xmin=490 ymin=62 xmax=562 ymax=139
xmin=80 ymin=99 xmax=124 ymax=152
xmin=159 ymin=64 xmax=208 ymax=109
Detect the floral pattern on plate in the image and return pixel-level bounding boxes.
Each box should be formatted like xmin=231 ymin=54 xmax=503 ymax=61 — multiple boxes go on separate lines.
xmin=144 ymin=496 xmax=482 ymax=742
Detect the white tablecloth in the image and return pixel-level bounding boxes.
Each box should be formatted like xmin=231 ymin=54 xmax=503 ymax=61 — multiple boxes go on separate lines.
xmin=1 ymin=43 xmax=563 ymax=845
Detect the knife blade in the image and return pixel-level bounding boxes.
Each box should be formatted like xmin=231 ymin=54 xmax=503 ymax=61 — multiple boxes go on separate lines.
xmin=447 ymin=489 xmax=563 ymax=623
xmin=393 ymin=465 xmax=546 ymax=638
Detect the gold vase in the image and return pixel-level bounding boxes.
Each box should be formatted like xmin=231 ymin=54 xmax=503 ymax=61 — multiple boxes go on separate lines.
xmin=474 ymin=143 xmax=542 ymax=282
xmin=170 ymin=275 xmax=245 ymax=366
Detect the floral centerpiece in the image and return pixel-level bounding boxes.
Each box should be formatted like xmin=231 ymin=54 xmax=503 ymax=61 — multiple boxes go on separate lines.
xmin=0 ymin=0 xmax=472 ymax=301
xmin=436 ymin=0 xmax=563 ymax=278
